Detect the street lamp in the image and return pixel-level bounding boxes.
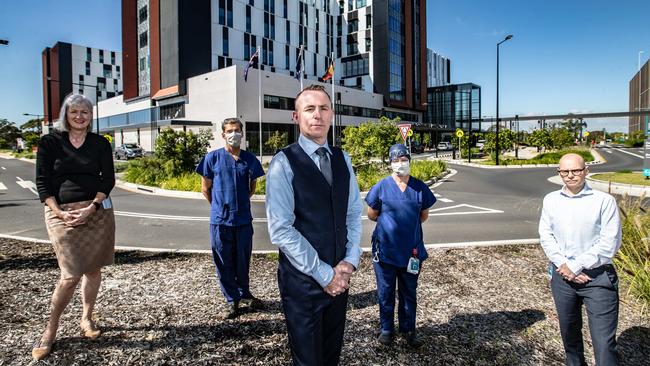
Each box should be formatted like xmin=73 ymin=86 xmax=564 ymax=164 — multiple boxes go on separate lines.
xmin=495 ymin=34 xmax=513 ymax=166
xmin=639 ymin=51 xmax=645 ymax=130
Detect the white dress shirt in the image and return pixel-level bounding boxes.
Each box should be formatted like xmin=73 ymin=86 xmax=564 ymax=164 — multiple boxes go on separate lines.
xmin=539 ymin=183 xmax=621 ymax=275
xmin=265 ymin=134 xmax=363 ymax=288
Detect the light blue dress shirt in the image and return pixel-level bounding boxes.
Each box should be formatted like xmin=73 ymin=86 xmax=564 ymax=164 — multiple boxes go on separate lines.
xmin=539 ymin=183 xmax=621 ymax=275
xmin=266 ymin=134 xmax=363 ymax=288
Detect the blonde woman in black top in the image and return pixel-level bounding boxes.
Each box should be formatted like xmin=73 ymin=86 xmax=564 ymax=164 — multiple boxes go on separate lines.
xmin=32 ymin=94 xmax=115 ymax=361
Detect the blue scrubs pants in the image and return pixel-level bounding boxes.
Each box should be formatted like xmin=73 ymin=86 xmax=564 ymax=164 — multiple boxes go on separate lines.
xmin=373 ymin=260 xmax=419 ymax=333
xmin=209 ymin=223 xmax=254 ymax=303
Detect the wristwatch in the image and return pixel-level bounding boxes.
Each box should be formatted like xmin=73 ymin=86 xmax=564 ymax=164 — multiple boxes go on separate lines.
xmin=92 ymin=201 xmax=102 ymax=210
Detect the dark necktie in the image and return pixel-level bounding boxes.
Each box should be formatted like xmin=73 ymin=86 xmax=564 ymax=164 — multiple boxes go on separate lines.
xmin=316 ymin=147 xmax=333 ymax=186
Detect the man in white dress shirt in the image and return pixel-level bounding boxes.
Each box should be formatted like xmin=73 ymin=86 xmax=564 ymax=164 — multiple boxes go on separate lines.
xmin=539 ymin=153 xmax=622 ymax=366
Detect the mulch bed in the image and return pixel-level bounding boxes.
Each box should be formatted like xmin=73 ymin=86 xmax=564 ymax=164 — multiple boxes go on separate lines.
xmin=1 ymin=238 xmax=648 ymax=365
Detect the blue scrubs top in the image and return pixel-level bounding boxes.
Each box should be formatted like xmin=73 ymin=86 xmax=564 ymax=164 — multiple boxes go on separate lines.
xmin=196 ymin=148 xmax=264 ymax=226
xmin=365 ymin=175 xmax=436 ymax=267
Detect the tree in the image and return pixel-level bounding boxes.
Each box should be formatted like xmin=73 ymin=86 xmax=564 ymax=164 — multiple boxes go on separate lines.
xmin=483 ymin=129 xmax=515 ymax=155
xmin=20 ymin=118 xmax=43 ymax=134
xmin=342 ymin=116 xmax=401 ymax=167
xmin=154 ymin=128 xmax=212 ymax=176
xmin=549 ymin=127 xmax=574 ymax=149
xmin=0 ymin=118 xmax=21 ymax=149
xmin=528 ymin=129 xmax=553 ymax=150
xmin=422 ymin=133 xmax=431 ymax=148
xmin=265 ymin=130 xmax=288 ymax=153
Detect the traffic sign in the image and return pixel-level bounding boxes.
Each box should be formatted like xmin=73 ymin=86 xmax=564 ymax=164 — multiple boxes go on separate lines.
xmin=644 ymin=169 xmax=650 ymax=177
xmin=103 ymin=134 xmax=113 ymax=143
xmin=407 ymin=129 xmax=413 ymax=137
xmin=455 ymin=130 xmax=464 ymax=138
xmin=584 ymin=131 xmax=590 ymax=137
xmin=398 ymin=124 xmax=412 ymax=142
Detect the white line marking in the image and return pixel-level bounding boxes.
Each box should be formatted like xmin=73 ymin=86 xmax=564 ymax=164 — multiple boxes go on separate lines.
xmin=605 ymin=150 xmax=612 ymax=154
xmin=438 ymin=198 xmax=453 ymax=203
xmin=1 ymin=166 xmax=6 ymax=170
xmin=0 ymin=182 xmax=6 ymax=190
xmin=432 ymin=169 xmax=457 ymax=189
xmin=613 ymin=148 xmax=643 ymax=159
xmin=429 ymin=203 xmax=503 ymax=215
xmin=15 ymin=176 xmax=38 ymax=196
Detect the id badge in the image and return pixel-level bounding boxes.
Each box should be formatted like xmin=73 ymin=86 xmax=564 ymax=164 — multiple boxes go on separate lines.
xmin=547 ymin=262 xmax=553 ymax=280
xmin=407 ymin=257 xmax=420 ymax=275
xmin=102 ymin=197 xmax=113 ymax=209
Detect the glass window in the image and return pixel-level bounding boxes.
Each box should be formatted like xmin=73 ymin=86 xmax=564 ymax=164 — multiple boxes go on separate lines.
xmin=86 ymin=47 xmax=92 ymax=62
xmin=246 ymin=6 xmax=252 ymax=33
xmin=222 ymin=27 xmax=229 ymax=57
xmin=219 ymin=0 xmax=225 ymax=25
xmin=139 ymin=6 xmax=148 ymax=23
xmin=139 ymin=31 xmax=148 ymax=48
xmin=99 ymin=50 xmax=104 ymax=64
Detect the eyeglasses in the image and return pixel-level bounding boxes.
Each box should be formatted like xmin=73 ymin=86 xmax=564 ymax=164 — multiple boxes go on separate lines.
xmin=557 ymin=168 xmax=586 ymax=177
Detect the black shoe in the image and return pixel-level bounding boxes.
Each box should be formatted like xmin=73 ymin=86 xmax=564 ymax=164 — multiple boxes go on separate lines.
xmin=405 ymin=331 xmax=423 ymax=348
xmin=378 ymin=331 xmax=394 ymax=345
xmin=221 ymin=302 xmax=239 ymax=319
xmin=240 ymin=296 xmax=264 ymax=310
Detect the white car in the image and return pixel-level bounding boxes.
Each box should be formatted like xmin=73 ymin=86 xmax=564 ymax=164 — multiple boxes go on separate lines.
xmin=476 ymin=139 xmax=486 ymax=150
xmin=437 ymin=142 xmax=452 ymax=150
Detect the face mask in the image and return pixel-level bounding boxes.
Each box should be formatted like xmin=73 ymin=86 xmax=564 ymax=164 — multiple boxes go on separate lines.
xmin=225 ymin=131 xmax=242 ymax=147
xmin=391 ymin=160 xmax=410 ymax=176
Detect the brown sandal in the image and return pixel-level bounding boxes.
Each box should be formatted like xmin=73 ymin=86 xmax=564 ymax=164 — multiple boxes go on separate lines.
xmin=32 ymin=338 xmax=54 ymax=361
xmin=80 ymin=320 xmax=101 ymax=339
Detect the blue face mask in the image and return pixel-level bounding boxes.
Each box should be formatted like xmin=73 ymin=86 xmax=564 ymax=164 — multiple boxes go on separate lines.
xmin=225 ymin=131 xmax=242 ymax=147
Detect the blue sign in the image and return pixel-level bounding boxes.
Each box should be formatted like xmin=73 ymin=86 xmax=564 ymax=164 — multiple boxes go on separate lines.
xmin=644 ymin=169 xmax=650 ymax=177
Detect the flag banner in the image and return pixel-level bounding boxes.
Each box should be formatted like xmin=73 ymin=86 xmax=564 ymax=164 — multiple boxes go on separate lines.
xmin=322 ymin=62 xmax=335 ymax=81
xmin=295 ymin=46 xmax=304 ymax=80
xmin=244 ymin=49 xmax=259 ymax=82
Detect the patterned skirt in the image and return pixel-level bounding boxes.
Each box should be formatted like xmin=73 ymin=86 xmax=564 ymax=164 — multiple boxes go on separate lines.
xmin=44 ymin=200 xmax=115 ymax=278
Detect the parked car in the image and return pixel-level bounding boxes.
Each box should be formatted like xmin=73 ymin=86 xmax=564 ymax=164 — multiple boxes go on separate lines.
xmin=436 ymin=141 xmax=452 ymax=151
xmin=115 ymin=143 xmax=144 ymax=160
xmin=476 ymin=139 xmax=486 ymax=151
xmin=410 ymin=141 xmax=425 ymax=154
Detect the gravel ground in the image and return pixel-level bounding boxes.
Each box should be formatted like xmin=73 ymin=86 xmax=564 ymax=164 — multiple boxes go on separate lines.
xmin=1 ymin=238 xmax=649 ymax=365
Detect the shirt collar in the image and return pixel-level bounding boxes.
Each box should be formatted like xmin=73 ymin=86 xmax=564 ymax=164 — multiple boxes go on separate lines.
xmin=560 ymin=182 xmax=593 ymax=198
xmin=298 ymin=134 xmax=331 ymax=156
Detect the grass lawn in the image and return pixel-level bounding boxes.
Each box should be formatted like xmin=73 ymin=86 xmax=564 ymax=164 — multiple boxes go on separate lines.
xmin=591 ymin=172 xmax=650 ymax=186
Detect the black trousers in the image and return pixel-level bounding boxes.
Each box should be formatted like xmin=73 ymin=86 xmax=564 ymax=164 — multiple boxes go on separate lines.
xmin=550 ymin=264 xmax=619 ymax=366
xmin=278 ymin=259 xmax=348 ymax=366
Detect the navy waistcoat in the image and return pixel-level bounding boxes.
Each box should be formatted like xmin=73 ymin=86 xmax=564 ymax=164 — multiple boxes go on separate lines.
xmin=280 ymin=142 xmax=350 ymax=271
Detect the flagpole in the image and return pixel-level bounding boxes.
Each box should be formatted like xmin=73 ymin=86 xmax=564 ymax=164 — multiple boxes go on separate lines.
xmin=300 ymin=45 xmax=304 ymax=91
xmin=257 ymin=46 xmax=262 ymax=160
xmin=330 ymin=52 xmax=335 ymax=146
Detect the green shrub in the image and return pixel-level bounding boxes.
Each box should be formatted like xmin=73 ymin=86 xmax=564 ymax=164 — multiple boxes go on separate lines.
xmin=356 ymin=163 xmax=388 ymax=191
xmin=254 ymin=177 xmax=266 ymax=195
xmin=497 ymin=148 xmax=593 ymax=166
xmin=123 ymin=157 xmax=167 ymax=186
xmin=616 ymin=199 xmax=650 ymax=312
xmin=410 ymin=160 xmax=447 ymax=182
xmin=161 ymin=173 xmax=202 ymax=192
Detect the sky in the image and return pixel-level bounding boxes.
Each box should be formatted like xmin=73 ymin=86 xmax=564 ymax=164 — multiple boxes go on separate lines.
xmin=1 ymin=0 xmax=648 ymax=132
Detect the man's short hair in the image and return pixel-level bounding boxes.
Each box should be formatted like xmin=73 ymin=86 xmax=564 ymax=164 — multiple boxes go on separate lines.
xmin=221 ymin=117 xmax=243 ymax=132
xmin=294 ymin=84 xmax=332 ymax=110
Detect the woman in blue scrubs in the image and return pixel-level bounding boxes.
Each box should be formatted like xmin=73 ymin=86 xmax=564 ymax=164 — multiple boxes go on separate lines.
xmin=365 ymin=143 xmax=436 ymax=347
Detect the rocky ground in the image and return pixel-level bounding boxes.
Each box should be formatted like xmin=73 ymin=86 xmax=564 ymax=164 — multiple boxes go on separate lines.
xmin=1 ymin=238 xmax=649 ymax=365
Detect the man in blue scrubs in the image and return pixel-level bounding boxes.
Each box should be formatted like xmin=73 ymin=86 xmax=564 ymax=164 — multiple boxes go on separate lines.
xmin=366 ymin=144 xmax=436 ymax=347
xmin=196 ymin=118 xmax=265 ymax=319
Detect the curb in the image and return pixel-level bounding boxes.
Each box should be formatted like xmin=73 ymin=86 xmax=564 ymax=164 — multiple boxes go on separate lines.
xmin=444 ymin=149 xmax=605 ymax=169
xmin=0 ymin=233 xmax=539 ymax=255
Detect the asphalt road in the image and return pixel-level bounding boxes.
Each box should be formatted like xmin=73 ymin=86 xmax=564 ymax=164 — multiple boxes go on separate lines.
xmin=0 ymin=146 xmax=643 ymax=252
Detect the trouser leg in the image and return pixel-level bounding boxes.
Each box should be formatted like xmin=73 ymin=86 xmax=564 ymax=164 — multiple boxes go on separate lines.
xmin=209 ymin=224 xmax=240 ymax=303
xmin=373 ymin=261 xmax=397 ymax=333
xmin=396 ymin=268 xmax=419 ymax=333
xmin=234 ymin=224 xmax=253 ymax=299
xmin=551 ymin=269 xmax=587 ymax=366
xmin=583 ymin=268 xmax=619 ymax=366
xmin=322 ymin=291 xmax=348 ymax=365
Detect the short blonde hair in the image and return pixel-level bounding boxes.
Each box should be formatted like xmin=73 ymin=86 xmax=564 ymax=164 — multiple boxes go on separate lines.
xmin=55 ymin=94 xmax=94 ymax=132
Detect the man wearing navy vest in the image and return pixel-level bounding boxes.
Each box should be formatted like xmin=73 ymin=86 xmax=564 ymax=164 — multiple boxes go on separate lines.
xmin=266 ymin=85 xmax=362 ymax=365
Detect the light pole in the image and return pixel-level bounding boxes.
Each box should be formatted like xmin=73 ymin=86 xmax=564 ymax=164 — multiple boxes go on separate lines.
xmin=639 ymin=51 xmax=645 ymax=130
xmin=495 ymin=34 xmax=513 ymax=166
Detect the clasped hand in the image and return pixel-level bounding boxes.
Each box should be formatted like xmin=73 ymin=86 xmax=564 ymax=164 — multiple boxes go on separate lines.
xmin=557 ymin=263 xmax=592 ymax=284
xmin=324 ymin=261 xmax=354 ymax=297
xmin=59 ymin=206 xmax=94 ymax=227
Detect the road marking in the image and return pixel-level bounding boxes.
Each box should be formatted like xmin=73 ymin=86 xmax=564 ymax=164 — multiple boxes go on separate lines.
xmin=0 ymin=182 xmax=6 ymax=190
xmin=428 ymin=203 xmax=503 ymax=216
xmin=114 ymin=210 xmax=209 ymax=221
xmin=438 ymin=198 xmax=453 ymax=203
xmin=15 ymin=176 xmax=38 ymax=196
xmin=1 ymin=166 xmax=6 ymax=170
xmin=605 ymin=150 xmax=612 ymax=154
xmin=613 ymin=148 xmax=643 ymax=159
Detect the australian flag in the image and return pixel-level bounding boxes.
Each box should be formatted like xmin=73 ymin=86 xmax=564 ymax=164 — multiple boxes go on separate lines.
xmin=244 ymin=48 xmax=259 ymax=82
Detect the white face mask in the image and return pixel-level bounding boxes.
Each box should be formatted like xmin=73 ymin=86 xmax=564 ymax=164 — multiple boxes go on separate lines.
xmin=224 ymin=131 xmax=242 ymax=147
xmin=391 ymin=160 xmax=410 ymax=176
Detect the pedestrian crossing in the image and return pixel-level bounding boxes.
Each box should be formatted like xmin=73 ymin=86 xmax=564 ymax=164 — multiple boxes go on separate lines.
xmin=0 ymin=178 xmax=38 ymax=195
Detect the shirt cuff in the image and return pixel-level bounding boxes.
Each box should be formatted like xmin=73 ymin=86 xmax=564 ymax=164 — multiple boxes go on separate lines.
xmin=566 ymin=260 xmax=583 ymax=276
xmin=313 ymin=260 xmax=335 ymax=288
xmin=342 ymin=254 xmax=360 ymax=271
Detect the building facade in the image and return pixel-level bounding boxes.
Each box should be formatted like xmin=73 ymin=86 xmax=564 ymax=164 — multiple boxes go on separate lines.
xmin=41 ymin=42 xmax=123 ymax=126
xmin=629 ymin=58 xmax=649 ymax=133
xmin=426 ymin=48 xmax=450 ymax=87
xmin=425 ymin=83 xmax=481 ymax=144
